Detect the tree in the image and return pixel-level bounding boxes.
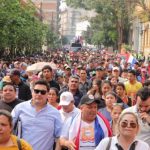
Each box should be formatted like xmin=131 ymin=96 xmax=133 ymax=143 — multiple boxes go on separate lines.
xmin=46 ymin=28 xmax=61 ymax=49
xmin=66 ymin=0 xmax=150 ymax=50
xmin=0 ymin=0 xmax=60 ymax=59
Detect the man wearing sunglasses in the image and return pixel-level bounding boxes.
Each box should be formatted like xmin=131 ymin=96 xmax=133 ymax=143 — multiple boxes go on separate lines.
xmin=122 ymin=86 xmax=150 ymax=146
xmin=11 ymin=80 xmax=62 ymax=150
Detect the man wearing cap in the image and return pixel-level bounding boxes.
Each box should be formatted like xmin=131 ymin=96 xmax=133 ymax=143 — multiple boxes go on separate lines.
xmin=112 ymin=66 xmax=125 ymax=83
xmin=14 ymin=61 xmax=20 ymax=70
xmin=59 ymin=94 xmax=112 ymax=150
xmin=59 ymin=91 xmax=80 ymax=123
xmin=93 ymin=66 xmax=105 ymax=81
xmin=10 ymin=69 xmax=32 ymax=101
xmin=75 ymin=65 xmax=82 ymax=77
xmin=64 ymin=65 xmax=72 ymax=84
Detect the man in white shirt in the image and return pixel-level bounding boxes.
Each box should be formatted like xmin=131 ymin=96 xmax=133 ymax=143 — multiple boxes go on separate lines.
xmin=59 ymin=91 xmax=80 ymax=123
xmin=59 ymin=94 xmax=112 ymax=150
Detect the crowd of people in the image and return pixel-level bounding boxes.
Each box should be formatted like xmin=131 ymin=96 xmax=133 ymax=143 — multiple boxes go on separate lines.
xmin=0 ymin=49 xmax=150 ymax=150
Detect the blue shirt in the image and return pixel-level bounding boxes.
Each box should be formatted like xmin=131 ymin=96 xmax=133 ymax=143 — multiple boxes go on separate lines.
xmin=98 ymin=107 xmax=112 ymax=122
xmin=12 ymin=100 xmax=62 ymax=150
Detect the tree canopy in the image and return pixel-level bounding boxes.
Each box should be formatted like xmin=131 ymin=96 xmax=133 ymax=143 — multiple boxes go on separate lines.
xmin=66 ymin=0 xmax=150 ymax=50
xmin=0 ymin=0 xmax=60 ymax=59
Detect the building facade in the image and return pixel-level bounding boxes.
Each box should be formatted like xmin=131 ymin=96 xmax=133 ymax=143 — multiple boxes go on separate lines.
xmin=59 ymin=3 xmax=96 ymax=44
xmin=133 ymin=0 xmax=150 ymax=60
xmin=32 ymin=0 xmax=60 ymax=32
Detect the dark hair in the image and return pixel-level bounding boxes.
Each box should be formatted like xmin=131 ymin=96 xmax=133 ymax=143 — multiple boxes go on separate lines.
xmin=115 ymin=82 xmax=125 ymax=91
xmin=2 ymin=82 xmax=16 ymax=92
xmin=80 ymin=67 xmax=86 ymax=71
xmin=105 ymin=91 xmax=117 ymax=99
xmin=0 ymin=109 xmax=12 ymax=127
xmin=34 ymin=80 xmax=50 ymax=91
xmin=128 ymin=70 xmax=136 ymax=76
xmin=136 ymin=87 xmax=150 ymax=101
xmin=49 ymin=87 xmax=59 ymax=102
xmin=42 ymin=65 xmax=52 ymax=72
xmin=143 ymin=80 xmax=150 ymax=87
xmin=92 ymin=79 xmax=102 ymax=95
xmin=108 ymin=75 xmax=118 ymax=82
xmin=122 ymin=69 xmax=128 ymax=73
xmin=101 ymin=80 xmax=112 ymax=87
xmin=49 ymin=87 xmax=59 ymax=96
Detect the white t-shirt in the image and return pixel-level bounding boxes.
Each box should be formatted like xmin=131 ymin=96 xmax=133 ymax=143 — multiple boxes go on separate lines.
xmin=79 ymin=120 xmax=96 ymax=150
xmin=59 ymin=106 xmax=80 ymax=123
xmin=95 ymin=136 xmax=150 ymax=150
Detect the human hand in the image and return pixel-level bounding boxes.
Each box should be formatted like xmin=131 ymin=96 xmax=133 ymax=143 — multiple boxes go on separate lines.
xmin=139 ymin=112 xmax=150 ymax=124
xmin=65 ymin=140 xmax=76 ymax=150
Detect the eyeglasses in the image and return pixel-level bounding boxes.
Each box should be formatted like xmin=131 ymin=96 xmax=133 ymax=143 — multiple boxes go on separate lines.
xmin=120 ymin=121 xmax=137 ymax=128
xmin=34 ymin=89 xmax=47 ymax=95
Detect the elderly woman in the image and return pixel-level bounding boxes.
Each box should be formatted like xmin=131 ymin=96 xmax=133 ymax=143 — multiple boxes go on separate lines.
xmin=0 ymin=109 xmax=32 ymax=149
xmin=95 ymin=112 xmax=149 ymax=150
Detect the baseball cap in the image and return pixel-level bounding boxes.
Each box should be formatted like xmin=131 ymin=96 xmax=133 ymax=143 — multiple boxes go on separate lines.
xmin=96 ymin=66 xmax=105 ymax=71
xmin=112 ymin=67 xmax=119 ymax=71
xmin=59 ymin=91 xmax=74 ymax=106
xmin=14 ymin=61 xmax=19 ymax=65
xmin=65 ymin=65 xmax=71 ymax=70
xmin=79 ymin=94 xmax=100 ymax=106
xmin=10 ymin=69 xmax=20 ymax=76
xmin=77 ymin=65 xmax=82 ymax=69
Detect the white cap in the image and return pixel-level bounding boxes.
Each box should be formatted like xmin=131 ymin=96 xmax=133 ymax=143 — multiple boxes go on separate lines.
xmin=113 ymin=67 xmax=119 ymax=71
xmin=59 ymin=91 xmax=74 ymax=106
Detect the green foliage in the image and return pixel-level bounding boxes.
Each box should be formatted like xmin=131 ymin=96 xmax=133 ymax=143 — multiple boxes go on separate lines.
xmin=66 ymin=0 xmax=150 ymax=49
xmin=0 ymin=0 xmax=59 ymax=58
xmin=122 ymin=44 xmax=132 ymax=52
xmin=46 ymin=27 xmax=61 ymax=49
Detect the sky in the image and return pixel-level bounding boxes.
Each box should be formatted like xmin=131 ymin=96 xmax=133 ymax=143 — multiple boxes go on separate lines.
xmin=59 ymin=0 xmax=67 ymax=11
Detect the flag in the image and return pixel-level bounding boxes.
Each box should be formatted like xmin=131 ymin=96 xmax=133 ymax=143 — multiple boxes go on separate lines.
xmin=68 ymin=112 xmax=112 ymax=150
xmin=127 ymin=54 xmax=137 ymax=67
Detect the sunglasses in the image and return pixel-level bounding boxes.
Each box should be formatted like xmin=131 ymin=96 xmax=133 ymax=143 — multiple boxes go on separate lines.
xmin=120 ymin=121 xmax=137 ymax=128
xmin=34 ymin=89 xmax=47 ymax=95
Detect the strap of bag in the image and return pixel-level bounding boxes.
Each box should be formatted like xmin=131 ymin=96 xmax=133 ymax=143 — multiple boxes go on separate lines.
xmin=17 ymin=138 xmax=22 ymax=150
xmin=106 ymin=137 xmax=112 ymax=150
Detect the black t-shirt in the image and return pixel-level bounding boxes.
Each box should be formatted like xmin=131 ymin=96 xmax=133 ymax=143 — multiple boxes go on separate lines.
xmin=49 ymin=80 xmax=60 ymax=91
xmin=0 ymin=99 xmax=23 ymax=112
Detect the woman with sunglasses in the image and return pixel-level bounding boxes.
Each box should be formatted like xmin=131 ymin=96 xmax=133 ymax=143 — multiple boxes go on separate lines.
xmin=95 ymin=112 xmax=150 ymax=150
